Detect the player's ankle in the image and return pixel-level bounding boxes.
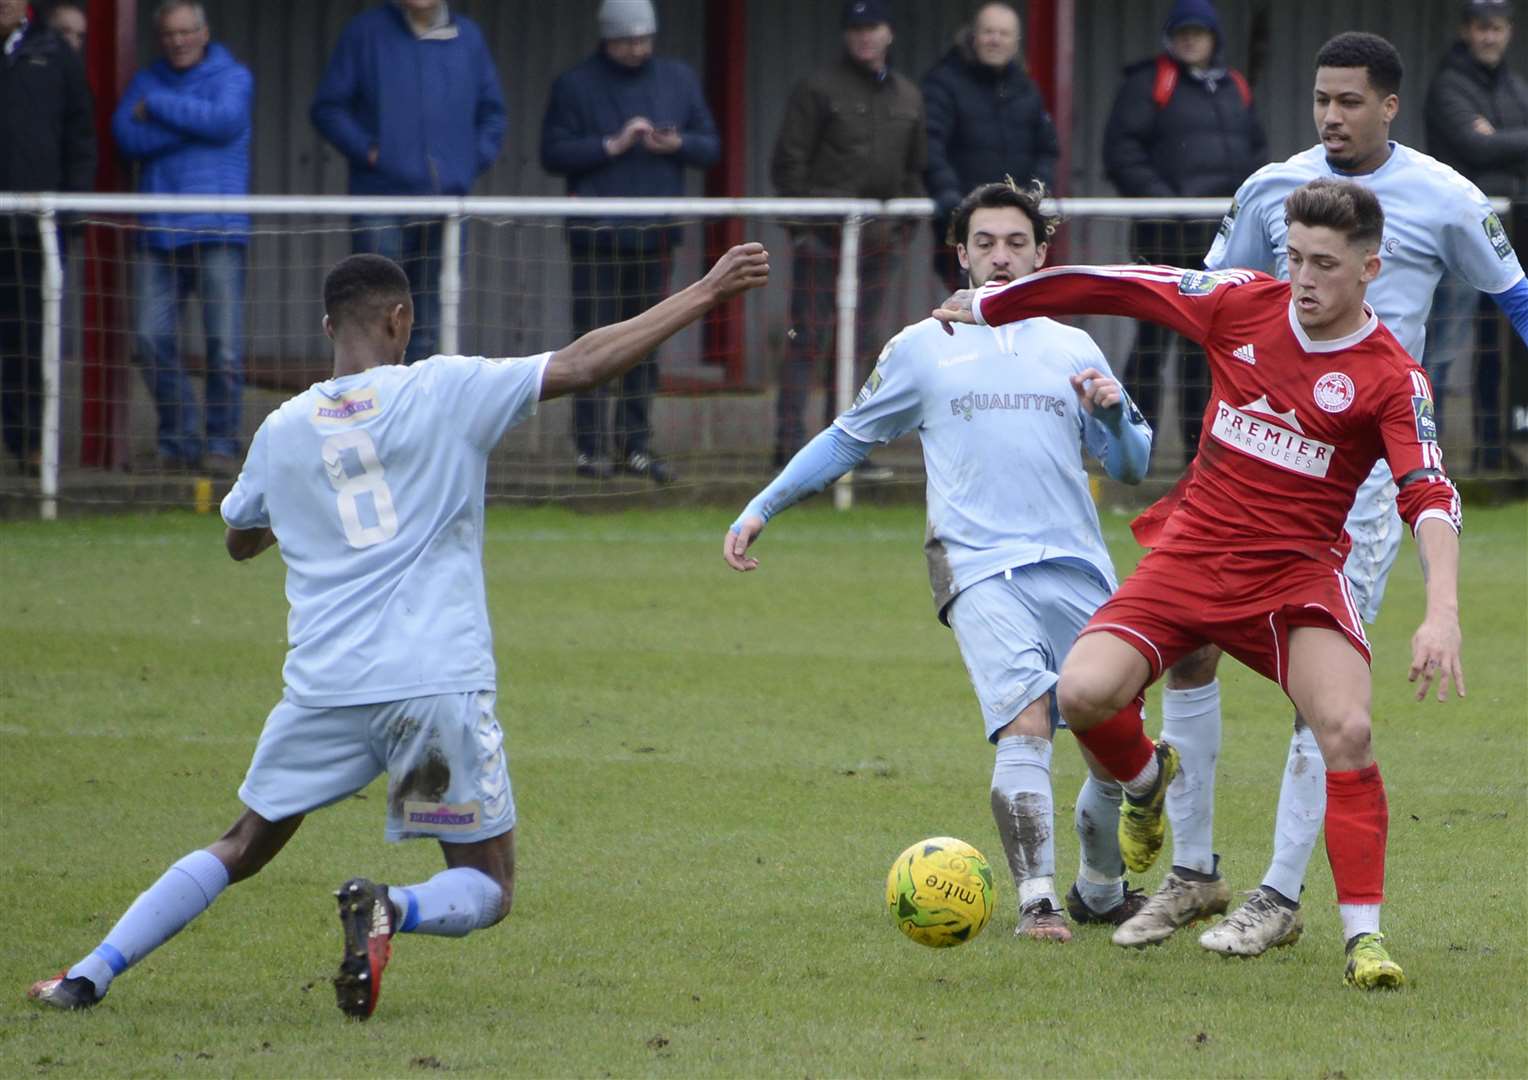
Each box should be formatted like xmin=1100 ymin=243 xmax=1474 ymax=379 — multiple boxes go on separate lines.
xmin=1260 ymin=884 xmax=1300 ymax=909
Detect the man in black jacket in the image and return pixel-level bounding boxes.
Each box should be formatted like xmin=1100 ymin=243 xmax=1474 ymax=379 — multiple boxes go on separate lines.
xmin=1423 ymin=0 xmax=1527 ymax=468
xmin=0 ymin=0 xmax=96 ymax=476
xmin=1102 ymin=0 xmax=1265 ymax=465
xmin=922 ymin=1 xmax=1059 ymax=290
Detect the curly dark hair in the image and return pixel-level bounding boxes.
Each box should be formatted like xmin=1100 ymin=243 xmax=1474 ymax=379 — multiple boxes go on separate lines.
xmin=946 ymin=177 xmax=1059 ymax=249
xmin=1315 ymin=32 xmax=1403 ymax=97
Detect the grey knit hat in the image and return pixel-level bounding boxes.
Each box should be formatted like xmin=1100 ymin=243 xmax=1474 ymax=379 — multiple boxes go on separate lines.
xmin=599 ymin=0 xmax=658 ymax=39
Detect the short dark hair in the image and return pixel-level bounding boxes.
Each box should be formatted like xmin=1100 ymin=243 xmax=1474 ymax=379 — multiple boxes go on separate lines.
xmin=946 ymin=177 xmax=1058 ymax=248
xmin=1283 ymin=178 xmax=1385 ymax=250
xmin=1314 ymin=32 xmax=1404 ymax=97
xmin=322 ymin=254 xmax=411 ymax=331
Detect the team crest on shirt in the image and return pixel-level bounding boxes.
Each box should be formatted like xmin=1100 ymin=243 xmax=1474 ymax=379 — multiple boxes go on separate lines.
xmin=313 ymin=390 xmax=379 ymax=424
xmin=1483 ymin=212 xmax=1514 ymax=260
xmin=1412 ymin=396 xmax=1438 ymax=442
xmin=1313 ymin=372 xmax=1356 ymax=413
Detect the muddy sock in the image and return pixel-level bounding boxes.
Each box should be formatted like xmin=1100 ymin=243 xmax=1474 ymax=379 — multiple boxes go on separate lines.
xmin=990 ymin=735 xmax=1057 ymax=911
xmin=391 ymin=867 xmax=503 ymax=937
xmin=1074 ymin=775 xmax=1124 ymax=913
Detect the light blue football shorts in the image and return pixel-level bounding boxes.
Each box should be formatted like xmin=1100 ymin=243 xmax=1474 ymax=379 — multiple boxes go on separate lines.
xmin=239 ymin=690 xmax=516 ymax=844
xmin=1342 ymin=461 xmax=1405 ymax=624
xmin=946 ymin=561 xmax=1112 ymax=742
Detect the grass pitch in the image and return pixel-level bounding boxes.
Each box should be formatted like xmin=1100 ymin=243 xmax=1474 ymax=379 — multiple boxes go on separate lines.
xmin=1 ymin=503 xmax=1525 ymax=1078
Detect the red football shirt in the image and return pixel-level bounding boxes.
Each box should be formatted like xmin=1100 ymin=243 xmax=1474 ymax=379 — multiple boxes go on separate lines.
xmin=972 ymin=265 xmax=1461 ymax=568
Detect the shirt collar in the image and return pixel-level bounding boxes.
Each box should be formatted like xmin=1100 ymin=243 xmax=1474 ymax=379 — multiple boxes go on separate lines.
xmin=1286 ymin=300 xmax=1379 ymax=353
xmin=392 ymin=1 xmax=456 ymax=40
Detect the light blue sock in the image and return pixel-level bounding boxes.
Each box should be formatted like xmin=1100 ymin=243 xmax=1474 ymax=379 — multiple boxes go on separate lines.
xmin=990 ymin=735 xmax=1057 ymax=911
xmin=390 ymin=867 xmax=504 ymax=937
xmin=67 ymin=849 xmax=230 ymax=998
xmin=1073 ymin=775 xmax=1125 ymax=913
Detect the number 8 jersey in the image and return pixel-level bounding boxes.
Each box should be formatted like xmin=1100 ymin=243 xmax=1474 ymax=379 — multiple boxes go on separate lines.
xmin=222 ymin=352 xmax=551 ymax=707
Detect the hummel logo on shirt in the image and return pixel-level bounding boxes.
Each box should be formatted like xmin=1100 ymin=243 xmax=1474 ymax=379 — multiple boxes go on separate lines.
xmin=1232 ymin=344 xmax=1257 ymax=365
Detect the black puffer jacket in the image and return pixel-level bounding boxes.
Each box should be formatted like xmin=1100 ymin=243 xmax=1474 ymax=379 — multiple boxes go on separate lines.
xmin=921 ymin=36 xmax=1058 ymax=215
xmin=1425 ymin=42 xmax=1528 ymax=199
xmin=1102 ymin=55 xmax=1266 ymax=197
xmin=0 ymin=23 xmax=96 ymax=195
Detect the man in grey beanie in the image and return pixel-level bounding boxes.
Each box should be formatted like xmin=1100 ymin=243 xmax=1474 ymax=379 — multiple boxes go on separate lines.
xmin=541 ymin=0 xmax=719 ymax=484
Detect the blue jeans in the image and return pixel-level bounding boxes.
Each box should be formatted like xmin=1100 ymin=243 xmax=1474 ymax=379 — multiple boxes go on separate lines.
xmin=353 ymin=217 xmax=441 ymax=364
xmin=133 ymin=243 xmax=246 ymax=462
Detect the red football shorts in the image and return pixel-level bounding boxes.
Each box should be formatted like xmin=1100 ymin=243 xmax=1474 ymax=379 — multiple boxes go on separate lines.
xmin=1081 ymin=548 xmax=1371 ymax=692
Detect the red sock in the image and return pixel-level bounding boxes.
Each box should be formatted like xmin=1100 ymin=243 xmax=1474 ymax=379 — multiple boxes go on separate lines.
xmin=1072 ymin=698 xmax=1153 ymax=783
xmin=1324 ymin=762 xmax=1387 ymax=905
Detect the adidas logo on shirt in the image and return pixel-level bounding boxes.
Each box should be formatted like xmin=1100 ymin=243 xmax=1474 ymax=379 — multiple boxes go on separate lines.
xmin=1232 ymin=343 xmax=1257 ymax=365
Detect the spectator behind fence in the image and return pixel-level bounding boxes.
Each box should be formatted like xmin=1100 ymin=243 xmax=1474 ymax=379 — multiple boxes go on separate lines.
xmin=540 ymin=0 xmax=719 ymax=485
xmin=1423 ymin=0 xmax=1527 ymax=468
xmin=921 ymin=1 xmax=1058 ymax=291
xmin=112 ymin=0 xmax=252 ymax=477
xmin=0 ymin=0 xmax=95 ymax=478
xmin=1103 ymin=0 xmax=1266 ymax=466
xmin=47 ymin=2 xmax=87 ymax=53
xmin=311 ymin=0 xmax=506 ymax=364
xmin=770 ymin=0 xmax=925 ymax=467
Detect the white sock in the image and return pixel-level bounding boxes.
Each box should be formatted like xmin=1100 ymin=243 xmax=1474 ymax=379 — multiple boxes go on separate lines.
xmin=1121 ymin=753 xmax=1159 ymax=799
xmin=391 ymin=867 xmax=504 ymax=937
xmin=1161 ymin=681 xmax=1221 ymax=875
xmin=1074 ymin=775 xmax=1124 ymax=912
xmin=1340 ymin=903 xmax=1381 ymax=942
xmin=67 ymin=849 xmax=230 ymax=997
xmin=990 ymin=735 xmax=1058 ymax=911
xmin=1263 ymin=722 xmax=1326 ymax=903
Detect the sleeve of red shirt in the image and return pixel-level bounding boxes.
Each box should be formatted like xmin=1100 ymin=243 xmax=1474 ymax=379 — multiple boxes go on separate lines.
xmin=1382 ymin=366 xmax=1462 ymax=536
xmin=971 ymin=265 xmax=1250 ymax=344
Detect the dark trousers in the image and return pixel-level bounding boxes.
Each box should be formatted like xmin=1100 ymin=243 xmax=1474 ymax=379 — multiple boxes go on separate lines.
xmin=775 ymin=226 xmax=894 ymax=458
xmin=354 ymin=217 xmax=442 ymax=365
xmin=569 ymin=230 xmax=671 ymax=460
xmin=0 ymin=218 xmax=43 ymax=462
xmin=1126 ymin=219 xmax=1219 ymax=461
xmin=1424 ymin=278 xmax=1506 ymax=472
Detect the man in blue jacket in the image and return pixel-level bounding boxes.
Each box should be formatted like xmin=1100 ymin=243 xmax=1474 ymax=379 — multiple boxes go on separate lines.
xmin=540 ymin=0 xmax=719 ymax=484
xmin=112 ymin=0 xmax=252 ymax=476
xmin=311 ymin=0 xmax=507 ymax=365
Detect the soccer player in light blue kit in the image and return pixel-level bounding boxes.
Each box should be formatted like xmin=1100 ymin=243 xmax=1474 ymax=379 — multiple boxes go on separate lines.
xmin=1116 ymin=30 xmax=1528 ymax=954
xmin=725 ymin=181 xmax=1155 ymax=941
xmin=26 ymin=243 xmax=770 ymax=1018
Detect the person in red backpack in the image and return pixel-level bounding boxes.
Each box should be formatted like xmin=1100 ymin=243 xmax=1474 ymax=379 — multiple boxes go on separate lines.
xmin=1103 ymin=0 xmax=1266 ymax=467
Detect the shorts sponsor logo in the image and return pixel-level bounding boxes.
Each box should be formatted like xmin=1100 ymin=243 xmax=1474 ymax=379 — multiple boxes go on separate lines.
xmin=1483 ymin=211 xmax=1513 ymax=260
xmin=403 ymin=799 xmax=481 ymax=833
xmin=1313 ymin=372 xmax=1355 ymax=414
xmin=1413 ymin=395 xmax=1438 ymax=442
xmin=1211 ymin=399 xmax=1334 ymax=477
xmin=949 ymin=390 xmax=1067 ymax=422
xmin=313 ymin=391 xmax=379 ymax=424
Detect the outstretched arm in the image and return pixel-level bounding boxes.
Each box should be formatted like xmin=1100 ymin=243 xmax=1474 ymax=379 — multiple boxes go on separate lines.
xmin=540 ymin=243 xmax=769 ymax=400
xmin=1408 ymin=517 xmax=1463 ymax=702
xmin=723 ymin=426 xmax=873 ymax=571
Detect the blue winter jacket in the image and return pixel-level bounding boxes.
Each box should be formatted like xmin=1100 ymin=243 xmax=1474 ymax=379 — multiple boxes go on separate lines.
xmin=310 ymin=4 xmax=507 ymax=196
xmin=111 ymin=43 xmax=252 ymax=248
xmin=541 ymin=50 xmax=719 ymax=241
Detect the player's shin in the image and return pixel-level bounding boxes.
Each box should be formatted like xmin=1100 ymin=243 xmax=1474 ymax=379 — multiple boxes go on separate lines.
xmin=1161 ymin=681 xmax=1221 ymax=876
xmin=1323 ymin=762 xmax=1387 ymax=940
xmin=1073 ymin=774 xmax=1125 ymax=912
xmin=66 ymin=850 xmax=231 ymax=998
xmin=390 ymin=866 xmax=505 ymax=937
xmin=1264 ymin=720 xmax=1325 ymax=904
xmin=990 ymin=735 xmax=1059 ymax=913
xmin=1069 ymin=700 xmax=1156 ymax=792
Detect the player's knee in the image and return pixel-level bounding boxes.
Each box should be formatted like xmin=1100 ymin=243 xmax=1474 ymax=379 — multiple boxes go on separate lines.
xmin=1166 ymin=645 xmax=1221 ymax=689
xmin=1056 ymin=672 xmax=1112 ymax=730
xmin=1312 ymin=709 xmax=1372 ymax=769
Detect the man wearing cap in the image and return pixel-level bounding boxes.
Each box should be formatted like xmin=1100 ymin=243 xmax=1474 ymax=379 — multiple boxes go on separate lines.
xmin=769 ymin=0 xmax=926 ymax=467
xmin=1102 ymin=0 xmax=1266 ymax=467
xmin=541 ymin=0 xmax=719 ymax=485
xmin=1423 ymin=0 xmax=1527 ymax=466
xmin=312 ymin=0 xmax=507 ymax=365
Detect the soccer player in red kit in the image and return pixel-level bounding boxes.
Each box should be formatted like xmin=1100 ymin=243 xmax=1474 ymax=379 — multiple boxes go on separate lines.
xmin=931 ymin=178 xmax=1463 ymax=989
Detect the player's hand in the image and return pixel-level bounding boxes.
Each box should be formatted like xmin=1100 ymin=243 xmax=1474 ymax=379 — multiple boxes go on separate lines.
xmin=703 ymin=242 xmax=770 ymax=301
xmin=642 ymin=126 xmax=683 ymax=154
xmin=1471 ymin=115 xmax=1496 ymax=137
xmin=724 ymin=516 xmax=765 ymax=571
xmin=1408 ymin=614 xmax=1465 ymax=702
xmin=606 ymin=116 xmax=655 ymax=157
xmin=932 ymin=289 xmax=977 ymax=335
xmin=1070 ymin=367 xmax=1124 ymax=415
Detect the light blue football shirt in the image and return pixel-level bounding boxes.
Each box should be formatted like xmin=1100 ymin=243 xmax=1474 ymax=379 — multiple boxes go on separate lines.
xmin=1204 ymin=141 xmax=1525 ymax=361
xmin=222 ymin=353 xmax=551 ymax=707
xmin=835 ymin=316 xmax=1139 ymax=617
